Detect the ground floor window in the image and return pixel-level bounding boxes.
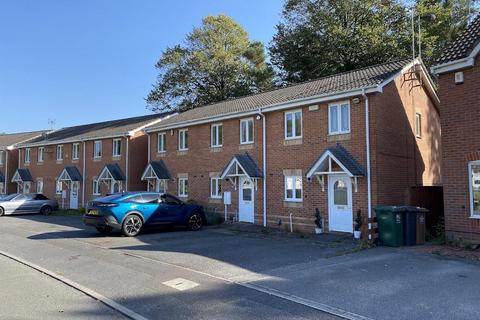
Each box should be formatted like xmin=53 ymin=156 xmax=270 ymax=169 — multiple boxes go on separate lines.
xmin=36 ymin=179 xmax=44 ymax=194
xmin=56 ymin=181 xmax=63 ymax=195
xmin=157 ymin=179 xmax=167 ymax=193
xmin=92 ymin=178 xmax=100 ymax=195
xmin=23 ymin=182 xmax=31 ymax=194
xmin=210 ymin=177 xmax=222 ymax=199
xmin=285 ymin=176 xmax=302 ymax=202
xmin=178 ymin=178 xmax=188 ymax=197
xmin=469 ymin=161 xmax=480 ymax=217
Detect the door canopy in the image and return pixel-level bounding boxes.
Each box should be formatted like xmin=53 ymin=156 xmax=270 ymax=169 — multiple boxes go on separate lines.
xmin=306 ymin=144 xmax=366 ymax=178
xmin=141 ymin=160 xmax=171 ymax=181
xmin=11 ymin=168 xmax=32 ymax=183
xmin=57 ymin=166 xmax=82 ymax=182
xmin=220 ymin=152 xmax=263 ymax=180
xmin=98 ymin=163 xmax=126 ymax=182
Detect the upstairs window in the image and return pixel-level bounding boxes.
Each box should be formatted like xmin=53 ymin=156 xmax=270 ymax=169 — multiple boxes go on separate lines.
xmin=157 ymin=132 xmax=166 ymax=153
xmin=94 ymin=141 xmax=102 ymax=158
xmin=24 ymin=148 xmax=31 ymax=163
xmin=38 ymin=147 xmax=45 ymax=162
xmin=179 ymin=129 xmax=188 ymax=151
xmin=415 ymin=113 xmax=422 ymax=138
xmin=240 ymin=118 xmax=254 ymax=144
xmin=113 ymin=139 xmax=121 ymax=157
xmin=72 ymin=143 xmax=80 ymax=160
xmin=285 ymin=110 xmax=302 ymax=139
xmin=56 ymin=145 xmax=64 ymax=161
xmin=0 ymin=150 xmax=4 ymax=165
xmin=329 ymin=101 xmax=350 ymax=135
xmin=285 ymin=176 xmax=303 ymax=202
xmin=211 ymin=124 xmax=223 ymax=147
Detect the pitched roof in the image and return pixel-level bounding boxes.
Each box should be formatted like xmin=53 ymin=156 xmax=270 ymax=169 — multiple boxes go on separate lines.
xmin=14 ymin=168 xmax=33 ymax=182
xmin=436 ymin=15 xmax=480 ymax=65
xmin=60 ymin=166 xmax=82 ymax=182
xmin=101 ymin=164 xmax=126 ymax=181
xmin=0 ymin=131 xmax=47 ymax=149
xmin=20 ymin=113 xmax=172 ymax=146
xmin=307 ymin=144 xmax=366 ymax=177
xmin=147 ymin=59 xmax=412 ymax=131
xmin=149 ymin=160 xmax=171 ymax=180
xmin=221 ymin=153 xmax=263 ymax=179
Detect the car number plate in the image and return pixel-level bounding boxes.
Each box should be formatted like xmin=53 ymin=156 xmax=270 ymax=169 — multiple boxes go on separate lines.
xmin=89 ymin=210 xmax=98 ymax=215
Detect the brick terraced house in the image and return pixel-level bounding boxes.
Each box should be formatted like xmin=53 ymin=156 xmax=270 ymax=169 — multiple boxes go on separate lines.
xmin=143 ymin=58 xmax=442 ymax=236
xmin=0 ymin=131 xmax=47 ymax=195
xmin=13 ymin=114 xmax=171 ymax=209
xmin=432 ymin=16 xmax=480 ymax=243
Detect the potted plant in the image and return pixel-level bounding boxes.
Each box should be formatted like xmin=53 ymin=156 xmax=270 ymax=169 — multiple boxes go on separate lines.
xmin=314 ymin=208 xmax=323 ymax=234
xmin=354 ymin=209 xmax=362 ymax=239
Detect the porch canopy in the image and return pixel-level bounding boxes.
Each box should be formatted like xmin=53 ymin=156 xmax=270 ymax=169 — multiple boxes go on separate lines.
xmin=98 ymin=164 xmax=126 ymax=182
xmin=57 ymin=166 xmax=82 ymax=183
xmin=141 ymin=160 xmax=171 ymax=181
xmin=220 ymin=153 xmax=263 ymax=189
xmin=11 ymin=168 xmax=32 ymax=183
xmin=306 ymin=144 xmax=366 ymax=191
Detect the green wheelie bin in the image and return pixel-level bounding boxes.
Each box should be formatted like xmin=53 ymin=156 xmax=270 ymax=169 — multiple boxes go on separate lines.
xmin=375 ymin=206 xmax=405 ymax=247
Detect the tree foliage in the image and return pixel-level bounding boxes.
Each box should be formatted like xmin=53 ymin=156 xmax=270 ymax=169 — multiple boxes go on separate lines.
xmin=146 ymin=15 xmax=273 ymax=112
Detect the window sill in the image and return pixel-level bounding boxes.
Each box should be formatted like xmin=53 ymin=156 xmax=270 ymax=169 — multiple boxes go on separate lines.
xmin=178 ymin=195 xmax=188 ymax=199
xmin=112 ymin=155 xmax=121 ymax=159
xmin=327 ymin=133 xmax=351 ymax=142
xmin=239 ymin=144 xmax=254 ymax=150
xmin=93 ymin=158 xmax=102 ymax=162
xmin=469 ymin=214 xmax=480 ymax=220
xmin=177 ymin=150 xmax=188 ymax=156
xmin=209 ymin=198 xmax=222 ymax=204
xmin=211 ymin=147 xmax=222 ymax=153
xmin=283 ymin=138 xmax=302 ymax=146
xmin=24 ymin=162 xmax=30 ymax=166
xmin=283 ymin=201 xmax=303 ymax=208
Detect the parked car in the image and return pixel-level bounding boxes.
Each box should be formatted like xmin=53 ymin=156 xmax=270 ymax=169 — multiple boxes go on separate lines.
xmin=0 ymin=193 xmax=58 ymax=216
xmin=84 ymin=192 xmax=206 ymax=236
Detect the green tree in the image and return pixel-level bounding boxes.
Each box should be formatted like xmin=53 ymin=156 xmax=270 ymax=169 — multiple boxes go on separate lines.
xmin=146 ymin=15 xmax=273 ymax=112
xmin=269 ymin=0 xmax=411 ymax=83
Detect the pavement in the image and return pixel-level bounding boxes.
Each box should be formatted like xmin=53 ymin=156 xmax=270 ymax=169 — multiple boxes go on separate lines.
xmin=0 ymin=215 xmax=479 ymax=320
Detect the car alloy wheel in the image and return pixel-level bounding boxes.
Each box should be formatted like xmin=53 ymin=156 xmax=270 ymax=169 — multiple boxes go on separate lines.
xmin=188 ymin=212 xmax=203 ymax=231
xmin=123 ymin=215 xmax=143 ymax=237
xmin=0 ymin=207 xmax=4 ymax=216
xmin=41 ymin=206 xmax=52 ymax=216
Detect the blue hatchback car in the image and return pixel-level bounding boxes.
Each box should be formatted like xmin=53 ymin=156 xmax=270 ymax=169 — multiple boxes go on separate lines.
xmin=84 ymin=192 xmax=205 ymax=237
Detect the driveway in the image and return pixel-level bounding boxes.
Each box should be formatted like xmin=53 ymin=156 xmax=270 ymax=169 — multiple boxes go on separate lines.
xmin=0 ymin=215 xmax=479 ymax=320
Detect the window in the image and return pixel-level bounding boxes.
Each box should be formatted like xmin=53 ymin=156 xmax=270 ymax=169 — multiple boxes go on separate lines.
xmin=0 ymin=182 xmax=4 ymax=194
xmin=56 ymin=145 xmax=64 ymax=161
xmin=415 ymin=113 xmax=422 ymax=138
xmin=240 ymin=118 xmax=254 ymax=144
xmin=94 ymin=141 xmax=102 ymax=158
xmin=0 ymin=150 xmax=4 ymax=165
xmin=333 ymin=180 xmax=348 ymax=205
xmin=113 ymin=139 xmax=121 ymax=157
xmin=285 ymin=110 xmax=302 ymax=139
xmin=210 ymin=177 xmax=222 ymax=198
xmin=178 ymin=178 xmax=188 ymax=197
xmin=285 ymin=176 xmax=303 ymax=202
xmin=38 ymin=147 xmax=44 ymax=162
xmin=92 ymin=178 xmax=100 ymax=195
xmin=23 ymin=182 xmax=31 ymax=194
xmin=157 ymin=179 xmax=167 ymax=193
xmin=178 ymin=129 xmax=188 ymax=151
xmin=211 ymin=124 xmax=223 ymax=147
xmin=469 ymin=161 xmax=480 ymax=217
xmin=24 ymin=148 xmax=31 ymax=163
xmin=157 ymin=132 xmax=166 ymax=153
xmin=36 ymin=179 xmax=43 ymax=193
xmin=161 ymin=194 xmax=182 ymax=205
xmin=328 ymin=101 xmax=350 ymax=135
xmin=56 ymin=180 xmax=63 ymax=195
xmin=141 ymin=193 xmax=160 ymax=204
xmin=72 ymin=143 xmax=80 ymax=160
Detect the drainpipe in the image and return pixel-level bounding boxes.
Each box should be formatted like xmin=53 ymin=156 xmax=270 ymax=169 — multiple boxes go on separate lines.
xmin=82 ymin=140 xmax=86 ymax=207
xmin=147 ymin=131 xmax=151 ymax=163
xmin=125 ymin=136 xmax=129 ymax=191
xmin=362 ymin=89 xmax=372 ymax=238
xmin=5 ymin=150 xmax=8 ymax=194
xmin=258 ymin=108 xmax=267 ymax=227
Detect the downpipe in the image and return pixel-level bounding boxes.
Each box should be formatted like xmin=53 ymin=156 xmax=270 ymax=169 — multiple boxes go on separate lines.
xmin=362 ymin=89 xmax=373 ymax=239
xmin=258 ymin=109 xmax=267 ymax=227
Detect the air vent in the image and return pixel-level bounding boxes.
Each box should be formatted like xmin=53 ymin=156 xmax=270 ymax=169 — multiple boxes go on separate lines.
xmin=455 ymin=72 xmax=464 ymax=84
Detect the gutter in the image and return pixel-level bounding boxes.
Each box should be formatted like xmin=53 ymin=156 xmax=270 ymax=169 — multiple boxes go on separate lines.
xmin=258 ymin=108 xmax=267 ymax=227
xmin=362 ymin=89 xmax=373 ymax=238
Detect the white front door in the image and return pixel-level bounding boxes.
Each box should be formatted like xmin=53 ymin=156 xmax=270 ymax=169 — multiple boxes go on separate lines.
xmin=239 ymin=176 xmax=254 ymax=223
xmin=70 ymin=181 xmax=79 ymax=209
xmin=328 ymin=175 xmax=353 ymax=232
xmin=23 ymin=182 xmax=31 ymax=194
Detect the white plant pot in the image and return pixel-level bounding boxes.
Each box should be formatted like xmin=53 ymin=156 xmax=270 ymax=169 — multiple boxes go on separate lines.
xmin=353 ymin=230 xmax=361 ymax=239
xmin=315 ymin=227 xmax=323 ymax=234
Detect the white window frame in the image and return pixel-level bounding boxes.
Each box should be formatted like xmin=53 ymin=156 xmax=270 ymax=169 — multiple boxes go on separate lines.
xmin=72 ymin=143 xmax=80 ymax=160
xmin=36 ymin=178 xmax=43 ymax=194
xmin=24 ymin=148 xmax=31 ymax=164
xmin=112 ymin=139 xmax=121 ymax=157
xmin=92 ymin=178 xmax=100 ymax=195
xmin=240 ymin=118 xmax=254 ymax=144
xmin=94 ymin=141 xmax=102 ymax=158
xmin=0 ymin=150 xmax=4 ymax=165
xmin=178 ymin=129 xmax=188 ymax=151
xmin=37 ymin=147 xmax=44 ymax=163
xmin=284 ymin=109 xmax=302 ymax=140
xmin=328 ymin=101 xmax=351 ymax=135
xmin=415 ymin=112 xmax=422 ymax=138
xmin=469 ymin=161 xmax=480 ymax=218
xmin=210 ymin=177 xmax=222 ymax=199
xmin=157 ymin=132 xmax=166 ymax=153
xmin=211 ymin=123 xmax=223 ymax=148
xmin=55 ymin=180 xmax=63 ymax=195
xmin=178 ymin=177 xmax=188 ymax=197
xmin=56 ymin=145 xmax=64 ymax=161
xmin=284 ymin=176 xmax=303 ymax=202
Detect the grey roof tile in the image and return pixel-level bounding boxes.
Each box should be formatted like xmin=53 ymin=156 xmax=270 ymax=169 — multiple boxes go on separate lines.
xmin=16 ymin=168 xmax=33 ymax=182
xmin=222 ymin=153 xmax=263 ymax=178
xmin=149 ymin=160 xmax=171 ymax=179
xmin=0 ymin=131 xmax=47 ymax=149
xmin=63 ymin=166 xmax=82 ymax=182
xmin=148 ymin=59 xmax=411 ymax=130
xmin=103 ymin=164 xmax=126 ymax=181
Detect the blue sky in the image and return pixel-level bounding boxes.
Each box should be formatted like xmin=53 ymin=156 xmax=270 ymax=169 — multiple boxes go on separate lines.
xmin=0 ymin=0 xmax=283 ymax=133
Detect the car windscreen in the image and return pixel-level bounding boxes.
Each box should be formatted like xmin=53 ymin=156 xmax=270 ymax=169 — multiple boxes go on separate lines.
xmin=1 ymin=194 xmax=18 ymax=201
xmin=96 ymin=194 xmax=123 ymax=202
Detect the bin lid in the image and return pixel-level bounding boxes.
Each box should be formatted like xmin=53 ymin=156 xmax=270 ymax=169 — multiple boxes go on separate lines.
xmin=375 ymin=205 xmax=428 ymax=213
xmin=399 ymin=206 xmax=429 ymax=213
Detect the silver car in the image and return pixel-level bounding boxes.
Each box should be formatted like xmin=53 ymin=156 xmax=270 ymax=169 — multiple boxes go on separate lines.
xmin=0 ymin=193 xmax=58 ymax=216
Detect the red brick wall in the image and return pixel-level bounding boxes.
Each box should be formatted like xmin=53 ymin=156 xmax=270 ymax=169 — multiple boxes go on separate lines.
xmin=438 ymin=55 xmax=480 ymax=243
xmin=0 ymin=150 xmax=19 ymax=194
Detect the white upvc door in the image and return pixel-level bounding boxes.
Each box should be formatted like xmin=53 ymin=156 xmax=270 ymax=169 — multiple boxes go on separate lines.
xmin=239 ymin=176 xmax=254 ymax=223
xmin=328 ymin=174 xmax=353 ymax=233
xmin=70 ymin=181 xmax=79 ymax=209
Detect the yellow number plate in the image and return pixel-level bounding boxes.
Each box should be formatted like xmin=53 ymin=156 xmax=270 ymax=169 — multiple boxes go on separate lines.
xmin=89 ymin=210 xmax=98 ymax=215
